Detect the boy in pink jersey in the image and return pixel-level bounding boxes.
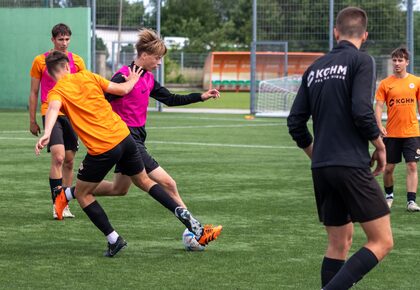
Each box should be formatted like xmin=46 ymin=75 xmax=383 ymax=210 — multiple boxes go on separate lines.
xmin=29 ymin=23 xmax=86 ymax=219
xmin=94 ymin=28 xmax=221 ymax=241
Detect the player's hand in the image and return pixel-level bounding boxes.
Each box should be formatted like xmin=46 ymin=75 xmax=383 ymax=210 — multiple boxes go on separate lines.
xmin=303 ymin=143 xmax=313 ymax=160
xmin=35 ymin=135 xmax=50 ymax=155
xmin=123 ymin=66 xmax=143 ymax=83
xmin=201 ymin=89 xmax=220 ymax=101
xmin=379 ymin=126 xmax=387 ymax=137
xmin=370 ymin=148 xmax=386 ymax=176
xmin=30 ymin=122 xmax=41 ymax=136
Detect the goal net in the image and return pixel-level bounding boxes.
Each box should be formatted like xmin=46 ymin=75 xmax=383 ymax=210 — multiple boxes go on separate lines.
xmin=255 ymin=75 xmax=302 ymax=117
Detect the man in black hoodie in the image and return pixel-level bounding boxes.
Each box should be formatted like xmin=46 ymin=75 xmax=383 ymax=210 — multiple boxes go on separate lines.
xmin=287 ymin=7 xmax=393 ymax=290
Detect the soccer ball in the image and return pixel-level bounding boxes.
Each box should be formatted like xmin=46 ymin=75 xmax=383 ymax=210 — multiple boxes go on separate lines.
xmin=182 ymin=228 xmax=205 ymax=251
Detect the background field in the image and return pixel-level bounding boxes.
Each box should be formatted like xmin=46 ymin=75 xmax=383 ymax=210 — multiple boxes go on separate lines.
xmin=0 ymin=111 xmax=419 ymax=289
xmin=147 ymin=91 xmax=250 ymax=110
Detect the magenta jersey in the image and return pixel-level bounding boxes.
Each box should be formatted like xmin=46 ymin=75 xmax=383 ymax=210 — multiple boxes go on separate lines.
xmin=110 ymin=66 xmax=155 ymax=127
xmin=40 ymin=51 xmax=77 ymax=103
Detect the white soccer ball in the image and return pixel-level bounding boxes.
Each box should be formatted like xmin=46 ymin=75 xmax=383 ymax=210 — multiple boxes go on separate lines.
xmin=182 ymin=228 xmax=205 ymax=251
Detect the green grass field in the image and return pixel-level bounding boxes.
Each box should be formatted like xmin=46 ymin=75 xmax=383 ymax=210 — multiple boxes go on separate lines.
xmin=148 ymin=91 xmax=250 ymax=109
xmin=0 ymin=111 xmax=419 ymax=289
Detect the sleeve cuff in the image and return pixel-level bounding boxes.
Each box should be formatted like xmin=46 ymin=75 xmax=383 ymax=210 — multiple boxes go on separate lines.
xmin=296 ymin=135 xmax=313 ymax=149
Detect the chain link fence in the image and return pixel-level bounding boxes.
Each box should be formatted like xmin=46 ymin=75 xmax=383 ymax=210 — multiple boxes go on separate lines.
xmin=251 ymin=0 xmax=419 ymax=113
xmin=256 ymin=0 xmax=417 ymax=80
xmin=1 ymin=0 xmax=420 ymax=110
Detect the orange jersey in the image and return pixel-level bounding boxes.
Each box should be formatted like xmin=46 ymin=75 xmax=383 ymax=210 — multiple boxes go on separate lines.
xmin=376 ymin=74 xmax=420 ymax=137
xmin=47 ymin=70 xmax=130 ymax=155
xmin=30 ymin=51 xmax=85 ymax=115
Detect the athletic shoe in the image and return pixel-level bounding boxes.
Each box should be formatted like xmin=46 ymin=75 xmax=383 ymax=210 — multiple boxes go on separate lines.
xmin=104 ymin=236 xmax=127 ymax=257
xmin=63 ymin=205 xmax=75 ymax=218
xmin=53 ymin=188 xmax=68 ymax=220
xmin=386 ymin=198 xmax=393 ymax=209
xmin=197 ymin=224 xmax=223 ymax=246
xmin=53 ymin=206 xmax=58 ymax=219
xmin=407 ymin=201 xmax=420 ymax=212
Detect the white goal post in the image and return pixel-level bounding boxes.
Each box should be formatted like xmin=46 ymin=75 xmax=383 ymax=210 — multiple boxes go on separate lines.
xmin=255 ymin=75 xmax=302 ymax=117
xmin=255 ymin=76 xmax=394 ymax=120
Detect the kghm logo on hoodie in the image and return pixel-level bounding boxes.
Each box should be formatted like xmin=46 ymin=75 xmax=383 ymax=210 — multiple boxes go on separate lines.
xmin=307 ymin=65 xmax=347 ymax=87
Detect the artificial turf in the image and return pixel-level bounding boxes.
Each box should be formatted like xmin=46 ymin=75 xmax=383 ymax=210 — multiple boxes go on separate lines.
xmin=0 ymin=111 xmax=419 ymax=289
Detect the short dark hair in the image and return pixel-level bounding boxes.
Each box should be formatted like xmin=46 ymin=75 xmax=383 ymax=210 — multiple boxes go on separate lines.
xmin=51 ymin=23 xmax=72 ymax=38
xmin=45 ymin=51 xmax=69 ymax=78
xmin=336 ymin=7 xmax=367 ymax=38
xmin=391 ymin=47 xmax=409 ymax=60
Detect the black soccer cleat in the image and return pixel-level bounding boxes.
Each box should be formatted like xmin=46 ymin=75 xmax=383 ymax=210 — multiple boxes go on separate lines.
xmin=104 ymin=236 xmax=127 ymax=258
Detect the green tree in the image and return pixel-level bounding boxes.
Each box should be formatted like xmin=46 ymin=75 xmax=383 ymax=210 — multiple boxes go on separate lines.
xmin=161 ymin=0 xmax=251 ymax=51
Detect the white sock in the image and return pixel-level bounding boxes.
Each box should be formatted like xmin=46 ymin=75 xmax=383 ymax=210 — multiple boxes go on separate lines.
xmin=106 ymin=231 xmax=119 ymax=244
xmin=65 ymin=187 xmax=74 ymax=201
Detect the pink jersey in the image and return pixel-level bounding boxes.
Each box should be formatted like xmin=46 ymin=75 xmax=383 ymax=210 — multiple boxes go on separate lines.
xmin=40 ymin=51 xmax=77 ymax=103
xmin=110 ymin=66 xmax=155 ymax=127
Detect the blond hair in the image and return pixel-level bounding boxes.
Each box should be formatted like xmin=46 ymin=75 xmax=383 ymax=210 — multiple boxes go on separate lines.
xmin=136 ymin=28 xmax=167 ymax=57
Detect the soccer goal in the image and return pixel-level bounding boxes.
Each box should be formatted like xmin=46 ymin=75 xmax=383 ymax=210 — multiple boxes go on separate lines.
xmin=255 ymin=75 xmax=302 ymax=117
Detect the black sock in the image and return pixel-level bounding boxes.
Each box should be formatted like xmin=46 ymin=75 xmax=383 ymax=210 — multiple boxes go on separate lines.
xmin=49 ymin=178 xmax=62 ymax=202
xmin=407 ymin=192 xmax=416 ymax=203
xmin=321 ymin=257 xmax=345 ymax=287
xmin=384 ymin=186 xmax=393 ymax=195
xmin=148 ymin=184 xmax=180 ymax=212
xmin=82 ymin=201 xmax=114 ymax=236
xmin=323 ymin=247 xmax=378 ymax=290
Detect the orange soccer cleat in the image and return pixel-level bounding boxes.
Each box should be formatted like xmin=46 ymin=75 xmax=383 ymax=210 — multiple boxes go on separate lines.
xmin=197 ymin=224 xmax=223 ymax=246
xmin=53 ymin=188 xmax=68 ymax=220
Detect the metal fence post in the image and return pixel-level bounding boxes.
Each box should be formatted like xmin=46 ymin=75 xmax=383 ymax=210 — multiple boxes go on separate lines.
xmin=407 ymin=0 xmax=414 ymax=73
xmin=156 ymin=0 xmax=163 ymax=112
xmin=180 ymin=51 xmax=184 ymax=74
xmin=329 ymin=0 xmax=334 ymax=51
xmin=250 ymin=0 xmax=257 ymax=115
xmin=91 ymin=0 xmax=96 ymax=72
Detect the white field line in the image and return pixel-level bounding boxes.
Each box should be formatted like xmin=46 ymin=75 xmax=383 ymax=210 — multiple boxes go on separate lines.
xmin=147 ymin=140 xmax=296 ymax=149
xmin=0 ymin=122 xmax=283 ymax=134
xmin=147 ymin=123 xmax=280 ymax=129
xmin=148 ymin=115 xmax=284 ymax=122
xmin=0 ymin=136 xmax=295 ymax=150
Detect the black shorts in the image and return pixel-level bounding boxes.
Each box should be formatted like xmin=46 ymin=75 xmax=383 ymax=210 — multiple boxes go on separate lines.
xmin=114 ymin=127 xmax=159 ymax=175
xmin=77 ymin=135 xmax=144 ymax=183
xmin=42 ymin=115 xmax=78 ymax=152
xmin=383 ymin=137 xmax=420 ymax=164
xmin=312 ymin=166 xmax=390 ymax=227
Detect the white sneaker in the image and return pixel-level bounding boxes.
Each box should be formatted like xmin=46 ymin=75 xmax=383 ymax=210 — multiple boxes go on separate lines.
xmin=53 ymin=205 xmax=58 ymax=219
xmin=63 ymin=205 xmax=75 ymax=218
xmin=386 ymin=198 xmax=393 ymax=209
xmin=407 ymin=201 xmax=420 ymax=212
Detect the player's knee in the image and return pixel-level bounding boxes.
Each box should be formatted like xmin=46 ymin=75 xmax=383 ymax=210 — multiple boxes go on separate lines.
xmin=113 ymin=187 xmax=128 ymax=196
xmin=133 ymin=173 xmax=154 ymax=192
xmin=162 ymin=177 xmax=177 ymax=194
xmin=407 ymin=162 xmax=417 ymax=173
xmin=384 ymin=166 xmax=395 ymax=175
xmin=63 ymin=157 xmax=74 ymax=170
xmin=382 ymin=234 xmax=394 ymax=254
xmin=52 ymin=154 xmax=65 ymax=168
xmin=329 ymin=235 xmax=352 ymax=254
xmin=339 ymin=236 xmax=352 ymax=253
